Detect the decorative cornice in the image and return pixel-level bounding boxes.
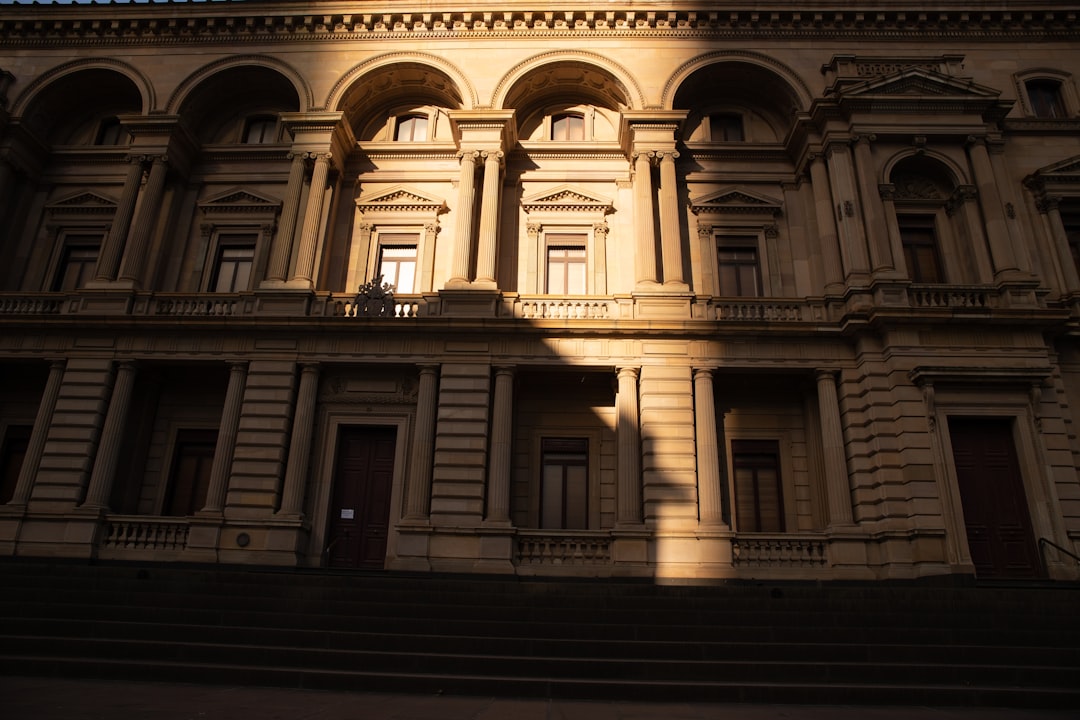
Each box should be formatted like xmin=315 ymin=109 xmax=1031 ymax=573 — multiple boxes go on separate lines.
xmin=1 ymin=7 xmax=1078 ymax=47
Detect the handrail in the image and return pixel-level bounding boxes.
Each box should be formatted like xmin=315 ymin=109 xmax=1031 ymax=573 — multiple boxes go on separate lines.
xmin=1038 ymin=537 xmax=1080 ymax=566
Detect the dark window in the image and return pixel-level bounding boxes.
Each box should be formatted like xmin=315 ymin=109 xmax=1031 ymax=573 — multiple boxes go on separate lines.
xmin=899 ymin=217 xmax=944 ymax=283
xmin=163 ymin=429 xmax=218 ymax=516
xmin=243 ymin=116 xmax=277 ymax=144
xmin=541 ymin=438 xmax=589 ymax=529
xmin=551 ymin=113 xmax=585 ymax=141
xmin=52 ymin=237 xmax=101 ymax=291
xmin=377 ymin=239 xmax=418 ymax=293
xmin=717 ymin=238 xmax=761 ymax=296
xmin=732 ymin=439 xmax=784 ymax=533
xmin=395 ymin=114 xmax=428 ymax=142
xmin=0 ymin=425 xmax=32 ymax=504
xmin=709 ymin=114 xmax=744 ymax=142
xmin=546 ymin=235 xmax=587 ymax=294
xmin=95 ymin=117 xmax=125 ymax=146
xmin=211 ymin=234 xmax=257 ymax=292
xmin=1026 ymin=80 xmax=1067 ymax=119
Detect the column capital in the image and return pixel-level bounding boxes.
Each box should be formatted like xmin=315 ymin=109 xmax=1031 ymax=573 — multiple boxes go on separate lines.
xmin=616 ymin=365 xmax=640 ymax=379
xmin=851 ymin=133 xmax=877 ymax=146
xmin=815 ymin=368 xmax=839 ymax=383
xmin=692 ymin=367 xmax=715 ymax=380
xmin=493 ymin=364 xmax=516 ymax=375
xmin=305 ymin=151 xmax=332 ymax=163
xmin=457 ymin=149 xmax=481 ymax=163
xmin=480 ymin=149 xmax=504 ymax=162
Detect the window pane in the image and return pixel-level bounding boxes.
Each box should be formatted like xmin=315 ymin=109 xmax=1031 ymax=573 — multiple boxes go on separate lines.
xmin=243 ymin=117 xmax=276 ymax=144
xmin=732 ymin=440 xmax=784 ymax=533
xmin=717 ymin=242 xmax=760 ymax=297
xmin=1027 ymin=80 xmax=1066 ymax=119
xmin=53 ymin=237 xmax=101 ymax=291
xmin=541 ymin=438 xmax=588 ymax=529
xmin=212 ymin=240 xmax=256 ymax=292
xmin=710 ymin=114 xmax=744 ymax=142
xmin=546 ymin=236 xmax=587 ymax=294
xmin=899 ymin=219 xmax=943 ymax=283
xmin=395 ymin=115 xmax=428 ymax=141
xmin=378 ymin=243 xmax=418 ymax=293
xmin=552 ymin=114 xmax=585 ymax=141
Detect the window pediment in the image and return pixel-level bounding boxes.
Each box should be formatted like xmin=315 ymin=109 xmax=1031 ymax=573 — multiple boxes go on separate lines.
xmin=198 ymin=188 xmax=282 ymax=215
xmin=690 ymin=188 xmax=783 ymax=217
xmin=521 ymin=185 xmax=613 ymax=215
xmin=840 ymin=68 xmax=1001 ymax=100
xmin=46 ymin=191 xmax=118 ymax=216
xmin=355 ymin=185 xmax=447 ymax=216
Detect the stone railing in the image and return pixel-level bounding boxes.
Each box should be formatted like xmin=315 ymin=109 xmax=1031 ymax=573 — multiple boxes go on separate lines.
xmin=712 ymin=299 xmax=806 ymax=322
xmin=0 ymin=295 xmax=66 ymax=315
xmin=154 ymin=296 xmax=238 ymax=316
xmin=340 ymin=297 xmax=421 ymax=318
xmin=516 ymin=296 xmax=615 ymax=320
xmin=100 ymin=516 xmax=190 ymax=551
xmin=732 ymin=534 xmax=828 ymax=568
xmin=908 ymin=285 xmax=993 ymax=310
xmin=516 ymin=531 xmax=612 ymax=565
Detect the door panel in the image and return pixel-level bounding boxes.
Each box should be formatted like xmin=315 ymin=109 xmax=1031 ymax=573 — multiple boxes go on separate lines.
xmin=948 ymin=417 xmax=1041 ymax=578
xmin=326 ymin=426 xmax=396 ymax=569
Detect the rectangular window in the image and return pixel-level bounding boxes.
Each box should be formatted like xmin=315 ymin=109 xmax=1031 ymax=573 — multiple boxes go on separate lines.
xmin=551 ymin=113 xmax=585 ymax=141
xmin=243 ymin=116 xmax=277 ymax=144
xmin=732 ymin=439 xmax=784 ymax=533
xmin=546 ymin=234 xmax=587 ymax=294
xmin=899 ymin=217 xmax=944 ymax=283
xmin=394 ymin=115 xmax=428 ymax=142
xmin=541 ymin=437 xmax=589 ymax=530
xmin=1026 ymin=80 xmax=1067 ymax=119
xmin=709 ymin=114 xmax=745 ymax=142
xmin=163 ymin=429 xmax=218 ymax=517
xmin=210 ymin=233 xmax=257 ymax=292
xmin=717 ymin=237 xmax=761 ymax=296
xmin=52 ymin=234 xmax=102 ymax=291
xmin=377 ymin=234 xmax=418 ymax=293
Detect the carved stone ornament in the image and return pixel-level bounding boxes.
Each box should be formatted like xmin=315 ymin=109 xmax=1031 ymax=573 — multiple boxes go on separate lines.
xmin=353 ymin=275 xmax=397 ymax=317
xmin=891 ymin=172 xmax=947 ymax=200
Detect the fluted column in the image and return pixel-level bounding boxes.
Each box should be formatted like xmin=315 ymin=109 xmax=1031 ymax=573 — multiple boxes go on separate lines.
xmin=809 ymin=153 xmax=845 ymax=291
xmin=404 ymin=364 xmax=439 ymax=520
xmin=693 ymin=368 xmax=724 ymax=526
xmin=448 ymin=150 xmax=479 ymax=286
xmin=118 ymin=154 xmax=169 ymax=285
xmin=201 ymin=361 xmax=248 ymax=513
xmin=82 ymin=361 xmax=138 ymax=508
xmin=852 ymin=135 xmax=893 ymax=273
xmin=94 ymin=156 xmax=145 ymax=282
xmin=8 ymin=359 xmax=66 ymax=505
xmin=290 ymin=152 xmax=332 ymax=286
xmin=485 ymin=365 xmax=514 ymax=523
xmin=278 ymin=363 xmax=320 ymax=516
xmin=966 ymin=137 xmax=1019 ymax=277
xmin=632 ymin=151 xmax=659 ymax=287
xmin=1041 ymin=198 xmax=1080 ymax=292
xmin=657 ymin=150 xmax=685 ymax=287
xmin=264 ymin=152 xmax=307 ymax=283
xmin=616 ymin=366 xmax=642 ymax=525
xmin=474 ymin=150 xmax=503 ymax=286
xmin=816 ymin=369 xmax=854 ymax=527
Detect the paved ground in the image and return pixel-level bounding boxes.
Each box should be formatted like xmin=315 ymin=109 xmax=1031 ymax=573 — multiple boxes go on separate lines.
xmin=1 ymin=677 xmax=1076 ymax=720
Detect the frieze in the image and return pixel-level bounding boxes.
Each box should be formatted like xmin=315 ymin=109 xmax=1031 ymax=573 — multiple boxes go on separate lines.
xmin=1 ymin=8 xmax=1077 ymax=46
xmin=321 ymin=373 xmax=419 ymax=405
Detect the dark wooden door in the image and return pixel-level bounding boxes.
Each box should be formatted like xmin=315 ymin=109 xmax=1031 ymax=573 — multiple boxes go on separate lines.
xmin=163 ymin=429 xmax=217 ymax=516
xmin=326 ymin=426 xmax=396 ymax=569
xmin=949 ymin=417 xmax=1041 ymax=578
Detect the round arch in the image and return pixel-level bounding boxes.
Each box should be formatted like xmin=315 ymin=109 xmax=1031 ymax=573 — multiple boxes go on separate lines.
xmin=325 ymin=52 xmax=476 ymax=113
xmin=12 ymin=57 xmax=153 ymax=117
xmin=662 ymin=51 xmax=812 ymax=112
xmin=492 ymin=51 xmax=644 ymax=111
xmin=882 ymin=150 xmax=970 ymax=188
xmin=165 ymin=55 xmax=313 ymax=115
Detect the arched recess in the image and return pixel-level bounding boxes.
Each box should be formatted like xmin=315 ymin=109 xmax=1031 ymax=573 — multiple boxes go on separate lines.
xmin=882 ymin=149 xmax=969 ymax=189
xmin=665 ymin=52 xmax=810 ymax=143
xmin=13 ymin=60 xmax=149 ymax=145
xmin=328 ymin=53 xmax=473 ymax=141
xmin=171 ymin=60 xmax=305 ymax=144
xmin=492 ymin=51 xmax=644 ymax=114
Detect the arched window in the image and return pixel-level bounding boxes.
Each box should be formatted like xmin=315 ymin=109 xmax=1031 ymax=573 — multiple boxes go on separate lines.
xmin=394 ymin=114 xmax=429 ymax=142
xmin=550 ymin=113 xmax=585 ymax=141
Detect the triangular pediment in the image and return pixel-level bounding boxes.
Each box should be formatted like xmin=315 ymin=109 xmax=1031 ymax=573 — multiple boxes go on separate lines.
xmin=1031 ymin=155 xmax=1080 ymax=179
xmin=841 ymin=67 xmax=1001 ymax=100
xmin=1025 ymin=154 xmax=1080 ymax=198
xmin=198 ymin=188 xmax=282 ymax=214
xmin=690 ymin=188 xmax=783 ymax=216
xmin=46 ymin=191 xmax=118 ymax=215
xmin=521 ymin=185 xmax=613 ymax=213
xmin=355 ymin=185 xmax=446 ymax=214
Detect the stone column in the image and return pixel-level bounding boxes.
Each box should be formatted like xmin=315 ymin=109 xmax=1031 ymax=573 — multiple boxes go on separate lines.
xmin=616 ymin=366 xmax=642 ymax=525
xmin=474 ymin=150 xmax=503 ymax=287
xmin=657 ymin=150 xmax=685 ymax=287
xmin=290 ymin=152 xmax=332 ymax=286
xmin=816 ymin=369 xmax=854 ymax=527
xmin=278 ymin=363 xmax=320 ymax=516
xmin=485 ymin=366 xmax=514 ymax=524
xmin=966 ymin=137 xmax=1019 ymax=277
xmin=852 ymin=135 xmax=893 ymax=273
xmin=808 ymin=153 xmax=845 ymax=291
xmin=201 ymin=361 xmax=248 ymax=513
xmin=264 ymin=152 xmax=307 ymax=283
xmin=8 ymin=359 xmax=66 ymax=505
xmin=693 ymin=368 xmax=725 ymax=526
xmin=593 ymin=222 xmax=609 ymax=294
xmin=632 ymin=151 xmax=659 ymax=287
xmin=1041 ymin=198 xmax=1080 ymax=292
xmin=825 ymin=143 xmax=871 ymax=281
xmin=118 ymin=154 xmax=169 ymax=285
xmin=404 ymin=364 xmax=439 ymax=520
xmin=448 ymin=150 xmax=479 ymax=286
xmin=94 ymin=156 xmax=145 ymax=282
xmin=82 ymin=361 xmax=138 ymax=509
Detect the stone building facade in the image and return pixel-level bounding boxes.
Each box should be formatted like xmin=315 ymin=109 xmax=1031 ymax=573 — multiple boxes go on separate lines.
xmin=1 ymin=1 xmax=1079 ymax=581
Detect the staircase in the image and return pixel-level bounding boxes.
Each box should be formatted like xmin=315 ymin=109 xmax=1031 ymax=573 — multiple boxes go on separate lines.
xmin=1 ymin=560 xmax=1078 ymax=708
